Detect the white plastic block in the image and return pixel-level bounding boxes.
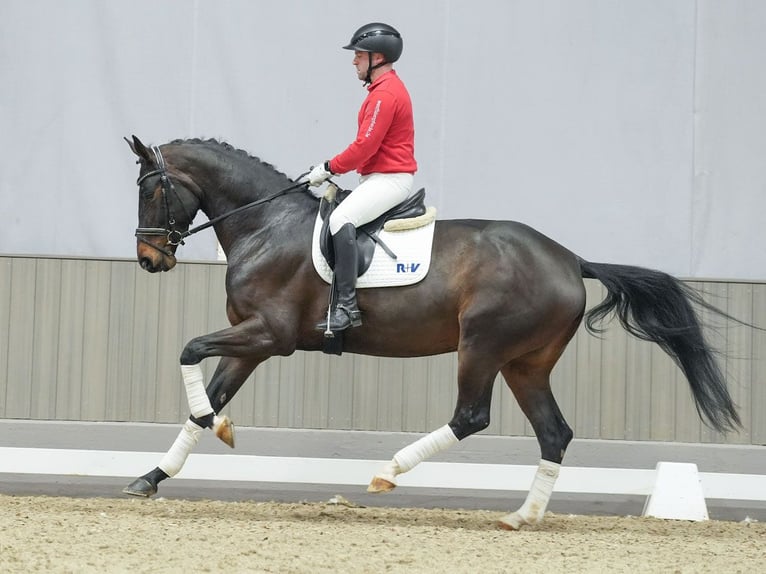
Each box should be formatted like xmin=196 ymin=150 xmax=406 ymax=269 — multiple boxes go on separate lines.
xmin=643 ymin=462 xmax=709 ymax=521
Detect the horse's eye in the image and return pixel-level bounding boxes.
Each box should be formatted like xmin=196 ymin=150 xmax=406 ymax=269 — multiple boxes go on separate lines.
xmin=141 ymin=186 xmax=156 ymax=200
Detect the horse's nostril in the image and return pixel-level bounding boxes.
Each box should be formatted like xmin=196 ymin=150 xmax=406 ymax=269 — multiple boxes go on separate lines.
xmin=139 ymin=257 xmax=154 ymax=271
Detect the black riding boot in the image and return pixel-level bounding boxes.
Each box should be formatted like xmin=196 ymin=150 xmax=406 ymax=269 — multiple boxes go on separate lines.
xmin=317 ymin=223 xmax=362 ymax=332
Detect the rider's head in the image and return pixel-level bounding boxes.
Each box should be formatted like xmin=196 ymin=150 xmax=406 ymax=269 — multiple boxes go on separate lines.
xmin=343 ymin=23 xmax=402 ymax=85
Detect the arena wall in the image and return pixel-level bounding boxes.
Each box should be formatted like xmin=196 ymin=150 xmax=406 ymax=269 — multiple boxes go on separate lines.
xmin=2 ymin=255 xmax=764 ymax=447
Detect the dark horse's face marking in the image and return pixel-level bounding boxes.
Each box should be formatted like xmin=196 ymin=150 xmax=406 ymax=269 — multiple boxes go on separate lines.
xmin=126 ymin=135 xmax=197 ymax=273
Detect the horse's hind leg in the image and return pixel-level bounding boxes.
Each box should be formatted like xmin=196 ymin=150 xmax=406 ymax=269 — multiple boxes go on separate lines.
xmin=368 ymin=349 xmax=497 ymax=492
xmin=497 ymin=360 xmax=573 ymax=530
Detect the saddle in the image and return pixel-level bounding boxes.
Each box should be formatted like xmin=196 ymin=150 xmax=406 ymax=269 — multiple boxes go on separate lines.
xmin=319 ymin=185 xmax=428 ymax=275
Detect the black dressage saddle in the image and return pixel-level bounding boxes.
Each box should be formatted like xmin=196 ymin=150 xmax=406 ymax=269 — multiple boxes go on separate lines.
xmin=319 ymin=187 xmax=427 ymax=275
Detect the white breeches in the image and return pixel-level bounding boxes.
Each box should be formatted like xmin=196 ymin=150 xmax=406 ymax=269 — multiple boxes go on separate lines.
xmin=329 ymin=172 xmax=414 ymax=235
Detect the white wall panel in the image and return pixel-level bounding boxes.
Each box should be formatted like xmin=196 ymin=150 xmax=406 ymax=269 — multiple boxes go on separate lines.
xmin=2 ymin=2 xmax=766 ymax=279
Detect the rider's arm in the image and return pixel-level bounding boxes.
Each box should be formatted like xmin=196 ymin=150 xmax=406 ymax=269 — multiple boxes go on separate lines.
xmin=328 ymin=90 xmax=396 ymax=175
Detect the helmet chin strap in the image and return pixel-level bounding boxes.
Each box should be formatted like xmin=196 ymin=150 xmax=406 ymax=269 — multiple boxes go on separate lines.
xmin=364 ymin=52 xmax=387 ymax=86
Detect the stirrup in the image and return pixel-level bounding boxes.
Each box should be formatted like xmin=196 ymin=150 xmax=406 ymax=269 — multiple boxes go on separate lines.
xmin=316 ymin=305 xmax=362 ymax=333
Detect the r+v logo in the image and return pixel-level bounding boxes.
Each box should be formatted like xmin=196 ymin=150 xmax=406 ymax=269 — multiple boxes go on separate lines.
xmin=396 ymin=262 xmax=421 ymax=273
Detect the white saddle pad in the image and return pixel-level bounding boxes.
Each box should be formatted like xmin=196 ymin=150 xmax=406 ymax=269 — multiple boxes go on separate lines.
xmin=311 ymin=212 xmax=436 ymax=288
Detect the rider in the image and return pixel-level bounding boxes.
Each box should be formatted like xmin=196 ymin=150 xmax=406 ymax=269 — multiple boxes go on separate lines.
xmin=305 ymin=22 xmax=418 ymax=332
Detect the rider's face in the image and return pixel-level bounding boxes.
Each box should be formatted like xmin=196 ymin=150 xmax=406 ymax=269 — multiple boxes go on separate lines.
xmin=353 ymin=51 xmax=369 ymax=80
xmin=353 ymin=51 xmax=383 ymax=81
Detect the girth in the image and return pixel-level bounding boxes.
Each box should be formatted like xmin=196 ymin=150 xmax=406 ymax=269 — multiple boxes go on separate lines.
xmin=319 ymin=187 xmax=427 ymax=275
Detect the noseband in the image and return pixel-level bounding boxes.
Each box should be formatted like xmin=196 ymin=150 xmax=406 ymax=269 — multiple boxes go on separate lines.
xmin=134 ymin=146 xmax=194 ymax=258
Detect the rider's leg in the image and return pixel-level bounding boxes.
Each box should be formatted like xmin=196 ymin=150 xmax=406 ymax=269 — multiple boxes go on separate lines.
xmin=318 ymin=222 xmax=362 ymax=331
xmin=318 ymin=173 xmax=414 ymax=332
xmin=327 ymin=172 xmax=414 ymax=235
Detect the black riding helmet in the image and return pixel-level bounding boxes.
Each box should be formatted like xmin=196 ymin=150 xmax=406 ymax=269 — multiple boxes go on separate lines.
xmin=343 ymin=23 xmax=403 ymax=85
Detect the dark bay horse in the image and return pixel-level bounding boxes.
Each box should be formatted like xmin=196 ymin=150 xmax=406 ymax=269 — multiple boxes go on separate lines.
xmin=124 ymin=136 xmax=741 ymax=530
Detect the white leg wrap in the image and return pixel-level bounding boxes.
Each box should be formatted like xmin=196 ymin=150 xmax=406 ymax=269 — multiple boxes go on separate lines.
xmin=376 ymin=425 xmax=459 ymax=484
xmin=158 ymin=420 xmax=203 ymax=477
xmin=181 ymin=363 xmax=213 ymax=419
xmin=500 ymin=459 xmax=561 ymax=529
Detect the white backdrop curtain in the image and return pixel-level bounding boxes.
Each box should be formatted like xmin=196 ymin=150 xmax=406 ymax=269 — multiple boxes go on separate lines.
xmin=1 ymin=0 xmax=765 ymax=279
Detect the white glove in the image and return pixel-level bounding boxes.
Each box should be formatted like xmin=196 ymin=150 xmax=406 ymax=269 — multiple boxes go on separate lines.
xmin=306 ymin=162 xmax=332 ymax=186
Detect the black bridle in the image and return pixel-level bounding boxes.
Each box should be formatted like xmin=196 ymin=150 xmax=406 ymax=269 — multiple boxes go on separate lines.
xmin=134 ymin=145 xmax=309 ymax=258
xmin=134 ymin=146 xmax=193 ymax=256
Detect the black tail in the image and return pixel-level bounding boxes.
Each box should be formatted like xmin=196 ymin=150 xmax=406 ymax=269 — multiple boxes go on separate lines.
xmin=579 ymin=259 xmax=741 ymax=433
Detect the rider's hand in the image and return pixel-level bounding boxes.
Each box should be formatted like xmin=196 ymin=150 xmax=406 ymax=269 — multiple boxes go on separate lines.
xmin=306 ymin=162 xmax=333 ymax=186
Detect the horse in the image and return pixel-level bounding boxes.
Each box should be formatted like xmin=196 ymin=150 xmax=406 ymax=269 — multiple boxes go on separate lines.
xmin=124 ymin=135 xmax=741 ymax=530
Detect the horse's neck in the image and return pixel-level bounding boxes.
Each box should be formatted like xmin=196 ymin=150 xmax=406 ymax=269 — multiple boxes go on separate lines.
xmin=189 ymin=161 xmax=315 ymax=256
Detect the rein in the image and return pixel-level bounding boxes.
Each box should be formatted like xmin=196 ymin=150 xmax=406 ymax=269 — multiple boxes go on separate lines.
xmin=181 ymin=178 xmax=309 ymax=239
xmin=135 ymin=145 xmax=309 ymax=256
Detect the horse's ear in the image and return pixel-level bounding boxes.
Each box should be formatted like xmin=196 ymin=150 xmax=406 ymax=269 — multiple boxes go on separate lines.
xmin=126 ymin=135 xmax=153 ymax=164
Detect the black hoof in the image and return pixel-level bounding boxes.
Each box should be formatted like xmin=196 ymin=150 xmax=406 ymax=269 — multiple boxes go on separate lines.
xmin=122 ymin=477 xmax=157 ymax=498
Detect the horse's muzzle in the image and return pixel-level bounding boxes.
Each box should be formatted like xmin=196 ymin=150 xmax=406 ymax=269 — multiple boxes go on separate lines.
xmin=137 ymin=241 xmax=177 ymax=273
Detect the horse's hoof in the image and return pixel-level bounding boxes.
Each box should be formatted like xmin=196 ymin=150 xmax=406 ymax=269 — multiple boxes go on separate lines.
xmin=497 ymin=512 xmax=530 ymax=531
xmin=497 ymin=519 xmax=520 ymax=531
xmin=214 ymin=415 xmax=235 ymax=448
xmin=367 ymin=476 xmax=397 ymax=493
xmin=122 ymin=477 xmax=157 ymax=498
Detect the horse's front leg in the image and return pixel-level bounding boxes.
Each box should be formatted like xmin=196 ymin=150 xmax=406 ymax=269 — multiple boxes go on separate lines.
xmin=176 ymin=316 xmax=288 ymax=445
xmin=123 ymin=355 xmax=261 ymax=497
xmin=123 ymin=320 xmax=276 ymax=497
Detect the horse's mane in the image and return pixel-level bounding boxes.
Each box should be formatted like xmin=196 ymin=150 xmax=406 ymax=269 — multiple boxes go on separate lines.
xmin=169 ymin=138 xmax=290 ymax=179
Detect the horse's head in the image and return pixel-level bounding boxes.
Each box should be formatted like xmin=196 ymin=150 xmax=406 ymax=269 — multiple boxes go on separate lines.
xmin=126 ymin=135 xmax=200 ymax=273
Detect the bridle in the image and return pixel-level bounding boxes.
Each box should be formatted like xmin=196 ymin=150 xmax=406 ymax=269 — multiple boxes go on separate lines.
xmin=134 ymin=145 xmax=309 ymax=258
xmin=134 ymin=146 xmax=196 ymax=257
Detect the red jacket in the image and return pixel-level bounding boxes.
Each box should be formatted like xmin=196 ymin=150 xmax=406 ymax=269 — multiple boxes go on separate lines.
xmin=329 ymin=70 xmax=417 ymax=176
